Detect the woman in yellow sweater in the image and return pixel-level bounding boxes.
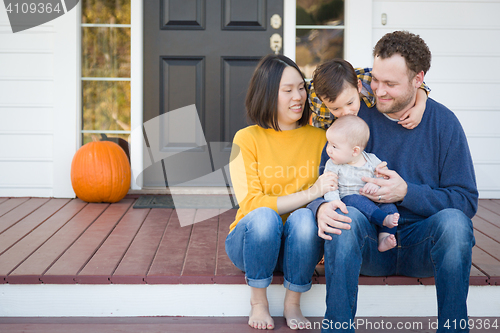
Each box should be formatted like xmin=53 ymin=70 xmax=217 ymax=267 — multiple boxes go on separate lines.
xmin=226 ymin=54 xmax=340 ymax=330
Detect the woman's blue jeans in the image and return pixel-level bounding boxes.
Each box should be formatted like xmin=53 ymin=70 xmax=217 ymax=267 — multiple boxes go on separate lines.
xmin=322 ymin=207 xmax=475 ymax=333
xmin=225 ymin=207 xmax=324 ymax=292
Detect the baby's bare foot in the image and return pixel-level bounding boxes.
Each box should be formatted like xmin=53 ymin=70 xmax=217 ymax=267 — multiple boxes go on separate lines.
xmin=378 ymin=234 xmax=397 ymax=252
xmin=383 ymin=213 xmax=399 ymax=228
xmin=249 ymin=302 xmax=274 ymax=330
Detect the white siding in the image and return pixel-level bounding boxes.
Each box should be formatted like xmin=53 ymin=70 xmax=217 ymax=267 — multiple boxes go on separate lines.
xmin=1 ymin=0 xmax=499 ymax=199
xmin=0 ymin=4 xmax=79 ymax=198
xmin=371 ymin=0 xmax=500 ymax=198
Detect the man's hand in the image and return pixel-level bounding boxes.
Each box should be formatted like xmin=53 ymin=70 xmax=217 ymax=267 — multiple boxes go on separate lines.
xmin=360 ymin=167 xmax=408 ymax=203
xmin=317 ymin=200 xmax=352 ymax=240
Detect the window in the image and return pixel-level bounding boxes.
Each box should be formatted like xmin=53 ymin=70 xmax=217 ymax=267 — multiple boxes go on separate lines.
xmin=296 ymin=0 xmax=344 ymax=78
xmin=81 ymin=0 xmax=131 ymax=145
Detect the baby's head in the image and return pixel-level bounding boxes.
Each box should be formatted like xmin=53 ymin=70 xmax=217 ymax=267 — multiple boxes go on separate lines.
xmin=313 ymin=59 xmax=362 ymax=118
xmin=325 ymin=115 xmax=370 ymax=165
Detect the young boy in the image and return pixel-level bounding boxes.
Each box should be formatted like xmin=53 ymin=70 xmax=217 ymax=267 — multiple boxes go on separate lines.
xmin=307 ymin=60 xmax=430 ymax=130
xmin=324 ymin=115 xmax=398 ymax=252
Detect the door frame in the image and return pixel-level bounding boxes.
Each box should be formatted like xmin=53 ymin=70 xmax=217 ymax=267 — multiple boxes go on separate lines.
xmin=129 ymin=0 xmax=373 ymax=190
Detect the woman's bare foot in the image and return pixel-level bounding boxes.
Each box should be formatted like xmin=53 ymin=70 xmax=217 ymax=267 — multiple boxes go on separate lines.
xmin=249 ymin=287 xmax=274 ymax=330
xmin=378 ymin=233 xmax=397 ymax=252
xmin=284 ymin=289 xmax=310 ymax=330
xmin=383 ymin=213 xmax=399 ymax=228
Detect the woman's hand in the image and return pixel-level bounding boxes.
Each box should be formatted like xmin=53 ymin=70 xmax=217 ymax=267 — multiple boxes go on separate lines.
xmin=309 ymin=171 xmax=338 ymax=199
xmin=277 ymin=172 xmax=338 ymax=215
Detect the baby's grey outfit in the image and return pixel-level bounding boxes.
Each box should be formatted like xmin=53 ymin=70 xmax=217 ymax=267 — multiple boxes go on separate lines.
xmin=324 ymin=151 xmax=382 ymax=201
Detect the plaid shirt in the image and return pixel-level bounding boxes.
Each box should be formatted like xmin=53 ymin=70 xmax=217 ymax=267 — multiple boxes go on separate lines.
xmin=307 ymin=67 xmax=431 ymax=129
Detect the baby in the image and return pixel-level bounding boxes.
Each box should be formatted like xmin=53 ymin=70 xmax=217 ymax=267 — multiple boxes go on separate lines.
xmin=324 ymin=115 xmax=398 ymax=252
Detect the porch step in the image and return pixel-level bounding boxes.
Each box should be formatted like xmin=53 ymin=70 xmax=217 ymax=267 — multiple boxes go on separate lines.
xmin=7 ymin=316 xmax=500 ymax=333
xmin=1 ymin=198 xmax=500 ymax=319
xmin=1 ymin=283 xmax=500 ymax=318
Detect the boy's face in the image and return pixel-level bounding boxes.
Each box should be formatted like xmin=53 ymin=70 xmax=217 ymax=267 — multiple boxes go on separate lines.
xmin=319 ymin=80 xmax=362 ymax=119
xmin=326 ymin=129 xmax=356 ymax=165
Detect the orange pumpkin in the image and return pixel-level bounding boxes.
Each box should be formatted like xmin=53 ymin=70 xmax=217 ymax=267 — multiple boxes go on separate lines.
xmin=71 ymin=141 xmax=131 ymax=203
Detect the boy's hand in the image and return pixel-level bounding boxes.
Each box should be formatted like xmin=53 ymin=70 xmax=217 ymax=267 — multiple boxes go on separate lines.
xmin=398 ymin=88 xmax=427 ymax=129
xmin=398 ymin=109 xmax=422 ymax=129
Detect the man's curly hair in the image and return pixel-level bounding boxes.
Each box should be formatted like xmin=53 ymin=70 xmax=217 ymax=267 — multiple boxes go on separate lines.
xmin=373 ymin=31 xmax=431 ymax=76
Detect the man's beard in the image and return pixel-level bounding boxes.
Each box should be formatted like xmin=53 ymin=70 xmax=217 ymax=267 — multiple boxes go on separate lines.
xmin=375 ymin=85 xmax=416 ymax=114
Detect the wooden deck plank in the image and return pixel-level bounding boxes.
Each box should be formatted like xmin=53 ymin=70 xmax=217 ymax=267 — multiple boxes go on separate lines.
xmin=3 ymin=316 xmax=500 ymax=333
xmin=0 ymin=198 xmax=50 ymax=234
xmin=0 ymin=197 xmax=29 ymax=218
xmin=473 ymin=216 xmax=500 ymax=242
xmin=472 ymin=246 xmax=500 ymax=285
xmin=42 ymin=200 xmax=133 ymax=284
xmin=0 ymin=200 xmax=88 ymax=283
xmin=214 ymin=209 xmax=245 ymax=284
xmin=76 ymin=208 xmax=151 ymax=284
xmin=0 ymin=197 xmax=9 ymax=205
xmin=0 ymin=317 xmax=303 ymax=333
xmin=111 ymin=208 xmax=172 ymax=284
xmin=479 ymin=199 xmax=500 ymax=211
xmin=476 ymin=201 xmax=500 ymax=228
xmin=474 ymin=231 xmax=500 ymax=263
xmin=0 ymin=199 xmax=70 ymax=255
xmin=181 ymin=209 xmax=219 ymax=283
xmin=6 ymin=203 xmax=109 ymax=284
xmin=146 ymin=209 xmax=194 ymax=284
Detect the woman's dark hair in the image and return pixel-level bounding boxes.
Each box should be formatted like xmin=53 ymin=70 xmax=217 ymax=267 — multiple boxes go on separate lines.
xmin=245 ymin=54 xmax=311 ymax=131
xmin=312 ymin=59 xmax=358 ymax=103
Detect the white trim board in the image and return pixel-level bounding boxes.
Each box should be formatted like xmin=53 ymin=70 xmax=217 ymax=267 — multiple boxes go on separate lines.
xmin=0 ymin=284 xmax=499 ymax=317
xmin=52 ymin=2 xmax=80 ymax=198
xmin=130 ymin=0 xmax=143 ymax=190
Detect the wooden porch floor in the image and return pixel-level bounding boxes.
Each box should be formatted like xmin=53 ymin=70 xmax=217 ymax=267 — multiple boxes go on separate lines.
xmin=1 ymin=316 xmax=498 ymax=333
xmin=0 ymin=197 xmax=499 ymax=286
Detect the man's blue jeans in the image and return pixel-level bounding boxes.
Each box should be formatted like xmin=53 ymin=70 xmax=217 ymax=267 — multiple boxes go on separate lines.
xmin=323 ymin=207 xmax=475 ymax=333
xmin=225 ymin=207 xmax=324 ymax=292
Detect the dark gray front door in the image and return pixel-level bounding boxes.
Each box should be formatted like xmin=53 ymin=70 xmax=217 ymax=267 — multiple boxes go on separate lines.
xmin=143 ymin=0 xmax=284 ymax=187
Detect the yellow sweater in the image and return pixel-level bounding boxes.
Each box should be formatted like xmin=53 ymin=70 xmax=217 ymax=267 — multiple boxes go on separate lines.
xmin=229 ymin=125 xmax=327 ymax=232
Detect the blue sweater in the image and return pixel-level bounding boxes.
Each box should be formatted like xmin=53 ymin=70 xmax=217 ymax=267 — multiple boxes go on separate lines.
xmin=308 ymin=98 xmax=478 ymax=220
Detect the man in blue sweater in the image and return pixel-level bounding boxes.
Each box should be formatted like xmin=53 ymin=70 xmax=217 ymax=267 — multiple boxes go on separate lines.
xmin=308 ymin=31 xmax=478 ymax=332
